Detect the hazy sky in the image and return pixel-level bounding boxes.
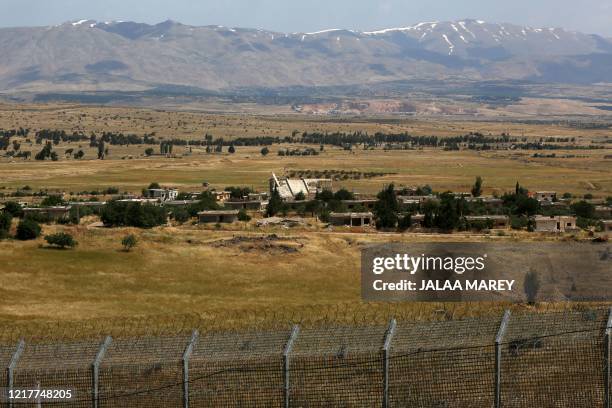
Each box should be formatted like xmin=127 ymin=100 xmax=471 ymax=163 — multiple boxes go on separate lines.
xmin=2 ymin=0 xmax=612 ymax=36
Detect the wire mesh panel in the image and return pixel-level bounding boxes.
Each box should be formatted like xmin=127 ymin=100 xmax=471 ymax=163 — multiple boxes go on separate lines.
xmin=10 ymin=340 xmax=99 ymax=408
xmin=0 ymin=343 xmax=17 ymax=408
xmin=189 ymin=329 xmax=289 ymax=407
xmin=289 ymin=325 xmax=387 ymax=407
xmin=98 ymin=335 xmax=190 ymax=408
xmin=389 ymin=315 xmax=502 ymax=407
xmin=501 ymin=309 xmax=607 ymax=407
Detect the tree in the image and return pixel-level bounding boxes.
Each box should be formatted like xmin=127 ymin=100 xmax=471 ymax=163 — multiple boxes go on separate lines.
xmin=0 ymin=212 xmax=12 ymax=238
xmin=122 ymin=234 xmax=138 ymax=252
xmin=148 ymin=182 xmax=161 ymax=190
xmin=97 ymin=140 xmax=105 ymax=159
xmin=16 ymin=219 xmax=41 ymax=240
xmin=266 ymin=188 xmax=284 ymax=217
xmin=333 ymin=189 xmax=355 ymax=201
xmin=45 ymin=232 xmax=77 ymax=249
xmin=260 ymin=147 xmax=270 ymax=156
xmin=435 ymin=192 xmax=460 ymax=231
xmin=41 ymin=195 xmax=65 ymax=207
xmin=238 ymin=209 xmax=251 ymax=222
xmin=50 ymin=151 xmax=59 ymax=161
xmin=228 ymin=144 xmax=236 ymax=154
xmin=374 ymin=184 xmax=399 ymax=230
xmin=294 ymin=191 xmax=306 ymax=201
xmin=172 ymin=207 xmax=190 ymax=223
xmin=523 ymin=270 xmax=540 ymax=304
xmin=571 ymin=201 xmax=595 ymax=219
xmin=471 ymin=176 xmax=483 ymax=197
xmin=397 ymin=214 xmax=412 ymax=232
xmin=145 ymin=148 xmax=154 ymax=156
xmin=3 ymin=201 xmax=23 ymax=217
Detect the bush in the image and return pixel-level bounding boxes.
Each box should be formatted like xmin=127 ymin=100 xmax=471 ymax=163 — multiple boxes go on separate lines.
xmin=122 ymin=234 xmax=138 ymax=252
xmin=16 ymin=218 xmax=41 ymax=240
xmin=45 ymin=232 xmax=77 ymax=249
xmin=101 ymin=201 xmax=167 ymax=229
xmin=0 ymin=212 xmax=12 ymax=238
xmin=40 ymin=195 xmax=65 ymax=207
xmin=238 ymin=209 xmax=251 ymax=222
xmin=3 ymin=201 xmax=23 ymax=217
xmin=172 ymin=207 xmax=191 ymax=223
xmin=260 ymin=147 xmax=270 ymax=156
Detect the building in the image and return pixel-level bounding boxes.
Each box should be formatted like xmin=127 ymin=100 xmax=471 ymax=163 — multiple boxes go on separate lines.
xmin=534 ymin=191 xmax=557 ymax=203
xmin=212 ymin=191 xmax=232 ymax=203
xmin=224 ymin=200 xmax=268 ymax=211
xmin=594 ymin=206 xmax=612 ymax=219
xmin=601 ymin=220 xmax=612 ymax=234
xmin=117 ymin=198 xmax=160 ymax=205
xmin=163 ymin=200 xmax=198 ymax=207
xmin=533 ymin=215 xmax=578 ymax=233
xmin=465 ymin=215 xmax=510 ymax=229
xmin=328 ymin=212 xmax=374 ymax=227
xmin=464 ymin=197 xmax=504 ymax=210
xmin=146 ymin=188 xmax=178 ymax=202
xmin=22 ymin=206 xmax=72 ymax=221
xmin=342 ymin=199 xmax=378 ymax=211
xmin=270 ymin=173 xmax=332 ymax=200
xmin=68 ymin=201 xmax=107 ymax=209
xmin=198 ymin=210 xmax=239 ymax=224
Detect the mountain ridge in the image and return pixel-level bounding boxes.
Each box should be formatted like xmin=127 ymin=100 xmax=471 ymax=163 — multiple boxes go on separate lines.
xmin=1 ymin=19 xmax=611 ymax=93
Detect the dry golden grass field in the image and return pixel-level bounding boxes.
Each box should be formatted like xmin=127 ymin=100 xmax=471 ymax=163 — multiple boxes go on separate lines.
xmin=0 ymin=103 xmax=610 ymax=334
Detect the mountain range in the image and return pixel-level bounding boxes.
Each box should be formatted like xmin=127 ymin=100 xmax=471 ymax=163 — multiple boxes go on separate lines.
xmin=1 ymin=19 xmax=612 ymax=94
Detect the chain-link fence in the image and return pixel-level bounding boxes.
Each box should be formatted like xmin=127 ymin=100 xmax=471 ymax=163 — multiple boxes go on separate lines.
xmin=1 ymin=308 xmax=611 ymax=407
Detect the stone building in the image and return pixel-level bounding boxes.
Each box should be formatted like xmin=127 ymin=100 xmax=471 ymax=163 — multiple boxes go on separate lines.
xmin=533 ymin=215 xmax=577 ymax=232
xmin=328 ymin=212 xmax=374 ymax=227
xmin=198 ymin=210 xmax=239 ymax=224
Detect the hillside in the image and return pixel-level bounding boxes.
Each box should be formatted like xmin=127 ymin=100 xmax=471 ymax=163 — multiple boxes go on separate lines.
xmin=1 ymin=19 xmax=612 ymax=93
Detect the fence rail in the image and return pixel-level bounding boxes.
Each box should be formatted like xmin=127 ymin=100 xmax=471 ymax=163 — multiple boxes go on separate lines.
xmin=1 ymin=308 xmax=611 ymax=407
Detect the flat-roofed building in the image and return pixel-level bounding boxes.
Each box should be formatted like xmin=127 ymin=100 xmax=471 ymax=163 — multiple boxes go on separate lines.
xmin=22 ymin=206 xmax=72 ymax=221
xmin=465 ymin=215 xmax=510 ymax=229
xmin=328 ymin=212 xmax=374 ymax=227
xmin=534 ymin=215 xmax=577 ymax=232
xmin=224 ymin=200 xmax=268 ymax=211
xmin=594 ymin=206 xmax=612 ymax=219
xmin=534 ymin=191 xmax=557 ymax=202
xmin=146 ymin=188 xmax=178 ymax=202
xmin=342 ymin=199 xmax=378 ymax=211
xmin=198 ymin=210 xmax=239 ymax=224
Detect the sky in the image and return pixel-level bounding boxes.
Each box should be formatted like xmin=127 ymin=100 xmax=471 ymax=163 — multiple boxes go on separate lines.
xmin=2 ymin=0 xmax=612 ymax=37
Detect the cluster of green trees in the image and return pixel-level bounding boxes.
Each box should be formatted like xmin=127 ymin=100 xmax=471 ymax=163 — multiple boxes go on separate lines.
xmin=101 ymin=201 xmax=167 ymax=228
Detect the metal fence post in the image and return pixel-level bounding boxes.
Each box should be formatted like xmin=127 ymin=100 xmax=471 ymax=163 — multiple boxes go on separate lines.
xmin=495 ymin=310 xmax=511 ymax=408
xmin=92 ymin=336 xmax=112 ymax=408
xmin=283 ymin=325 xmax=300 ymax=408
xmin=7 ymin=339 xmax=25 ymax=408
xmin=382 ymin=319 xmax=397 ymax=408
xmin=605 ymin=308 xmax=612 ymax=408
xmin=183 ymin=330 xmax=199 ymax=408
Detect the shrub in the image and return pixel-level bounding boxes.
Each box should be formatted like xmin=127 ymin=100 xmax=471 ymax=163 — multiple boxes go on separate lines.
xmin=40 ymin=195 xmax=65 ymax=207
xmin=172 ymin=207 xmax=191 ymax=223
xmin=122 ymin=234 xmax=138 ymax=252
xmin=238 ymin=209 xmax=251 ymax=222
xmin=45 ymin=232 xmax=77 ymax=249
xmin=0 ymin=212 xmax=12 ymax=238
xmin=3 ymin=201 xmax=23 ymax=217
xmin=260 ymin=147 xmax=270 ymax=156
xmin=16 ymin=219 xmax=41 ymax=240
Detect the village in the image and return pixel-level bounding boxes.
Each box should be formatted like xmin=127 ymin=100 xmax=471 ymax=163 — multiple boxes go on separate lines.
xmin=2 ymin=172 xmax=611 ymax=238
